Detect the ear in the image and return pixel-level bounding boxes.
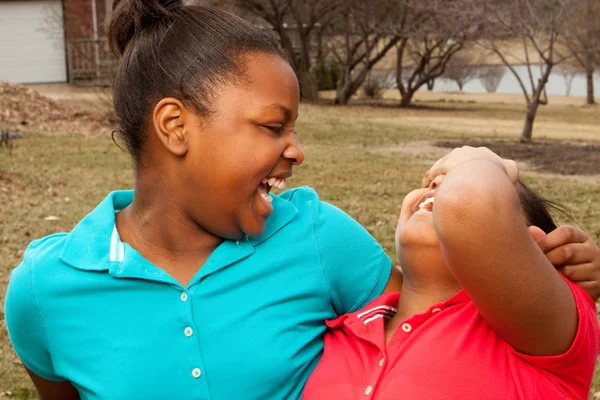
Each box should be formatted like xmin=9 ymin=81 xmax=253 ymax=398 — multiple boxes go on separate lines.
xmin=152 ymin=97 xmax=189 ymax=156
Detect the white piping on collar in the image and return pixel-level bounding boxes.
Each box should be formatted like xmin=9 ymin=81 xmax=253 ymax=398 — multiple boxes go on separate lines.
xmin=110 ymin=225 xmax=125 ymax=262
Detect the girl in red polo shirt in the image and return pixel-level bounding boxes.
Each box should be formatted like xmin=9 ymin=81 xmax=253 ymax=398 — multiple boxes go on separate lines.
xmin=304 ymin=150 xmax=600 ymax=400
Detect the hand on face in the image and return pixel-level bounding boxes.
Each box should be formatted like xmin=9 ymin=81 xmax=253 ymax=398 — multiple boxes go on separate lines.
xmin=423 ymin=146 xmax=519 ymax=188
xmin=529 ymin=225 xmax=600 ymax=301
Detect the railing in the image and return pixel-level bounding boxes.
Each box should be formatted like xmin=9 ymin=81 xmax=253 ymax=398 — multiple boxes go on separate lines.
xmin=67 ymin=38 xmax=116 ymax=85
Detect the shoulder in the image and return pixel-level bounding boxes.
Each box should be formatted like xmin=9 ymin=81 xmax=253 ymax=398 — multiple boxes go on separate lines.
xmin=278 ymin=186 xmax=320 ymax=208
xmin=8 ymin=233 xmax=70 ymax=298
xmin=25 ymin=233 xmax=69 ymax=261
xmin=278 ymin=186 xmax=356 ymax=223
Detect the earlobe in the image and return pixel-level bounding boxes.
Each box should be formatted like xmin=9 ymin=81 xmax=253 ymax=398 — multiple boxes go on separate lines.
xmin=153 ymin=98 xmax=189 ymax=156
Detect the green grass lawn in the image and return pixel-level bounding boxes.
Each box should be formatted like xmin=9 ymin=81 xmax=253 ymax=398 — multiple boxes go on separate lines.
xmin=1 ymin=99 xmax=599 ymax=399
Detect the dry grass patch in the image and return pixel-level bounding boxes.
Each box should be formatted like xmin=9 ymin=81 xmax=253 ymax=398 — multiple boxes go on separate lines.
xmin=1 ymin=97 xmax=599 ymax=398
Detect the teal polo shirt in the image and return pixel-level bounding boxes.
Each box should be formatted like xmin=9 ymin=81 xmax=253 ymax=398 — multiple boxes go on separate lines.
xmin=5 ymin=187 xmax=391 ymax=400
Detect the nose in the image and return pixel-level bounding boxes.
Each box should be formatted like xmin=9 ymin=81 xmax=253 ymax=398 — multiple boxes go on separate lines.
xmin=283 ymin=134 xmax=305 ymax=165
xmin=429 ymin=174 xmax=445 ymax=190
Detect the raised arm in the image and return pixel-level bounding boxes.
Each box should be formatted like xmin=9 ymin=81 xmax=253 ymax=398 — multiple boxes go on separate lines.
xmin=432 ymin=159 xmax=577 ymax=356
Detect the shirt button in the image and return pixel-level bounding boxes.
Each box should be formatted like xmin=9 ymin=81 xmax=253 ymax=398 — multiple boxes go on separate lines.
xmin=365 ymin=385 xmax=373 ymax=395
xmin=378 ymin=358 xmax=385 ymax=367
xmin=401 ymin=323 xmax=412 ymax=333
xmin=192 ymin=368 xmax=201 ymax=378
xmin=184 ymin=327 xmax=193 ymax=337
xmin=432 ymin=307 xmax=441 ymax=314
xmin=181 ymin=292 xmax=188 ymax=302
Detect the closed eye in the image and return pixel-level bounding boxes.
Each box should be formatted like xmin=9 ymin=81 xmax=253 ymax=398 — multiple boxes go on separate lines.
xmin=262 ymin=125 xmax=284 ymax=135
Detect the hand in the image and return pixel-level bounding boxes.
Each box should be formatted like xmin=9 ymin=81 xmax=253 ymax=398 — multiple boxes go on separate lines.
xmin=529 ymin=225 xmax=600 ymax=301
xmin=422 ymin=146 xmax=519 ymax=188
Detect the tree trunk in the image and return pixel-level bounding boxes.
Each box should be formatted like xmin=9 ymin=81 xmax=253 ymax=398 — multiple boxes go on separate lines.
xmin=586 ymin=67 xmax=596 ymax=105
xmin=334 ymin=76 xmax=353 ymax=105
xmin=298 ymin=68 xmax=319 ymax=103
xmin=520 ymin=102 xmax=537 ymax=143
xmin=400 ymin=90 xmax=416 ymax=107
xmin=427 ymin=79 xmax=434 ymax=91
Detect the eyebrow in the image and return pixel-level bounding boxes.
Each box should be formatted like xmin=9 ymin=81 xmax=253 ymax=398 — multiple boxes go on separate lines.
xmin=263 ymin=103 xmax=298 ymax=121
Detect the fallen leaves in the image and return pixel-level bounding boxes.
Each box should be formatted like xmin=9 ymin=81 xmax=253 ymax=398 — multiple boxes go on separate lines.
xmin=0 ymin=81 xmax=112 ymax=136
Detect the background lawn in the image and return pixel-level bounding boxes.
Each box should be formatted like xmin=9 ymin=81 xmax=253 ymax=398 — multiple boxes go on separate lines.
xmin=1 ymin=92 xmax=599 ymax=399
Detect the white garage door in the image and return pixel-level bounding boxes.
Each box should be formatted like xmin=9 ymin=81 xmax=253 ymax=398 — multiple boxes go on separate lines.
xmin=0 ymin=0 xmax=67 ymax=84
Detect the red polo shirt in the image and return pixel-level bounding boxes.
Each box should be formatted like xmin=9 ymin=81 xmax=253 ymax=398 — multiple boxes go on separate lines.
xmin=303 ymin=277 xmax=599 ymax=400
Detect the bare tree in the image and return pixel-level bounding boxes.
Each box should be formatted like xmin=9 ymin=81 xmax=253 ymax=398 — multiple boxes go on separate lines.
xmin=562 ymin=0 xmax=600 ymax=104
xmin=235 ymin=0 xmax=340 ymax=102
xmin=442 ymin=51 xmax=481 ymax=91
xmin=474 ymin=0 xmax=574 ymax=142
xmin=394 ymin=0 xmax=477 ymax=107
xmin=362 ymin=70 xmax=395 ymax=99
xmin=322 ymin=0 xmax=407 ymax=105
xmin=556 ymin=63 xmax=580 ymax=96
xmin=478 ymin=65 xmax=506 ymax=92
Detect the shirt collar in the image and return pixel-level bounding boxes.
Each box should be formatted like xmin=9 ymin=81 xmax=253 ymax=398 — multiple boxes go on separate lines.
xmin=326 ymin=289 xmax=471 ymax=330
xmin=60 ymin=190 xmax=132 ymax=271
xmin=60 ymin=191 xmax=298 ymax=272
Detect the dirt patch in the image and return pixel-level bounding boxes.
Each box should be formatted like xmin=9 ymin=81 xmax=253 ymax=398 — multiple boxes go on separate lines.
xmin=0 ymin=81 xmax=112 ymax=136
xmin=435 ymin=139 xmax=600 ymax=175
xmin=368 ymin=141 xmax=449 ymax=165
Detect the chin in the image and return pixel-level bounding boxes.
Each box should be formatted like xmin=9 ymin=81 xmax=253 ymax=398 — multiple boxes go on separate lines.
xmin=397 ymin=219 xmax=438 ymax=244
xmin=240 ymin=221 xmax=267 ymax=239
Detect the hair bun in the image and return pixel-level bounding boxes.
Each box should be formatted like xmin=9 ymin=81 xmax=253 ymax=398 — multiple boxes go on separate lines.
xmin=108 ymin=0 xmax=181 ymax=57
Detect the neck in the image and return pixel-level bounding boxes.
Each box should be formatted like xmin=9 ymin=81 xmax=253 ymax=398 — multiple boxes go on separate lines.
xmin=385 ymin=259 xmax=461 ymax=342
xmin=393 ymin=278 xmax=460 ymax=321
xmin=117 ymin=173 xmax=223 ymax=260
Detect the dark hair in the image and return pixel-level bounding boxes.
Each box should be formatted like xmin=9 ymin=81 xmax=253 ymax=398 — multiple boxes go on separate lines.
xmin=516 ymin=180 xmax=571 ymax=234
xmin=108 ymin=0 xmax=286 ymax=162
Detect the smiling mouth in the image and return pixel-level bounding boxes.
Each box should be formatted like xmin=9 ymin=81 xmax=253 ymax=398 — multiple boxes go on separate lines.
xmin=258 ymin=177 xmax=287 ymax=204
xmin=418 ymin=196 xmax=435 ymax=212
xmin=413 ymin=191 xmax=436 ymax=214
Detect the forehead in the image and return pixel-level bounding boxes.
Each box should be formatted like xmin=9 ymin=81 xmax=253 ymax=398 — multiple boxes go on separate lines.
xmin=237 ymin=53 xmax=299 ymax=110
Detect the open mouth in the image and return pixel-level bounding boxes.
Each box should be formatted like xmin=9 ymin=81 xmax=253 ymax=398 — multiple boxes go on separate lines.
xmin=414 ymin=191 xmax=436 ymax=214
xmin=258 ymin=177 xmax=287 ymax=205
xmin=418 ymin=196 xmax=435 ymax=212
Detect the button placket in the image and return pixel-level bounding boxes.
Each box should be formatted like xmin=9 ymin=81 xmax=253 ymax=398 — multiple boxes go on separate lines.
xmin=401 ymin=323 xmax=412 ymax=333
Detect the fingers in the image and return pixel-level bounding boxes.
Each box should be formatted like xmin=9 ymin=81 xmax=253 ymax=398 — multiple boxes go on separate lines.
xmin=535 ymin=225 xmax=590 ymax=254
xmin=503 ymin=159 xmax=519 ymax=183
xmin=422 ymin=157 xmax=446 ymax=188
xmin=545 ymin=243 xmax=595 ymax=266
xmin=423 ymin=146 xmax=516 ymax=188
xmin=558 ymin=263 xmax=598 ymax=282
xmin=527 ymin=226 xmax=546 ymax=243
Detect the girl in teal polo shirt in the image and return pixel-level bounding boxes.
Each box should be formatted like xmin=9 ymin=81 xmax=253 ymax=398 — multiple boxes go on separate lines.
xmin=5 ymin=1 xmax=600 ymax=399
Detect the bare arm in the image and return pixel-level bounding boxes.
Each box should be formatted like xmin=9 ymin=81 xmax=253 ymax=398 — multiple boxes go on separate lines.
xmin=433 ymin=159 xmax=577 ymax=356
xmin=24 ymin=367 xmax=80 ymax=400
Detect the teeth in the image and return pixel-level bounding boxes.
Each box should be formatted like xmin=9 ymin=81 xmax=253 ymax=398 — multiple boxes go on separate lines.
xmin=419 ymin=197 xmax=435 ymax=210
xmin=260 ymin=191 xmax=273 ymax=203
xmin=263 ymin=177 xmax=287 ymax=190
